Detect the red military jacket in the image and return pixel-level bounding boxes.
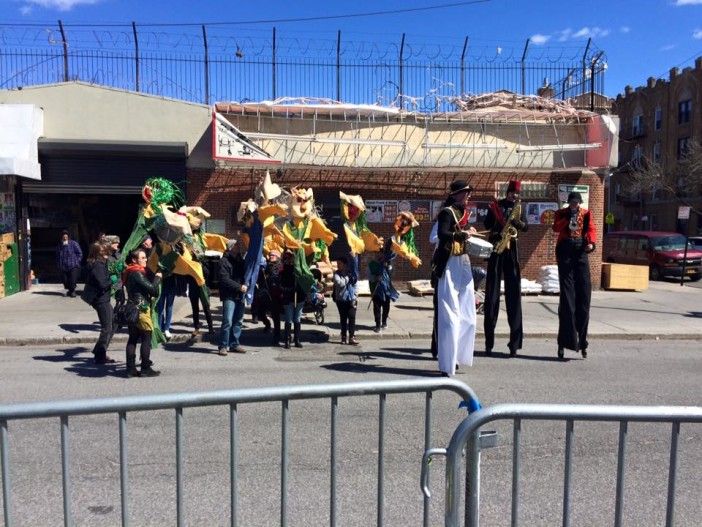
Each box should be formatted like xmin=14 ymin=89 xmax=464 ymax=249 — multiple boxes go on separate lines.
xmin=552 ymin=207 xmax=596 ymax=246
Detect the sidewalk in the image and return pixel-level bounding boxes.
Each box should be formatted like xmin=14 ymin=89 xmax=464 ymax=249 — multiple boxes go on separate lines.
xmin=0 ymin=281 xmax=700 ymax=347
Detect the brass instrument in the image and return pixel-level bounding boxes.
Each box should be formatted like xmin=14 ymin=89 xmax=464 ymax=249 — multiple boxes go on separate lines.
xmin=493 ymin=199 xmax=522 ymax=254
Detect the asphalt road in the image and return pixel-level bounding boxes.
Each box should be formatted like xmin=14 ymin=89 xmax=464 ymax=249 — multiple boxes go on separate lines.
xmin=0 ymin=338 xmax=700 ymax=526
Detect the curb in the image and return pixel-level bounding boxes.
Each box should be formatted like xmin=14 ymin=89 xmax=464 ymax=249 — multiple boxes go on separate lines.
xmin=0 ymin=332 xmax=691 ymax=347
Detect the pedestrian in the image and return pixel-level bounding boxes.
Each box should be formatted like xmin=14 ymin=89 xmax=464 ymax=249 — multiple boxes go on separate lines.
xmin=123 ymin=249 xmax=162 ymax=377
xmin=429 ymin=219 xmax=440 ymax=359
xmin=218 ymin=239 xmax=248 ymax=356
xmin=56 ymin=230 xmax=82 ymax=297
xmin=552 ymin=192 xmax=596 ymax=359
xmin=368 ymin=244 xmax=399 ymax=333
xmin=430 ymin=180 xmax=477 ymax=376
xmin=280 ymin=249 xmax=306 ymax=349
xmin=140 ymin=236 xmax=154 ymax=258
xmin=102 ymin=234 xmax=124 ymax=304
xmin=483 ymin=180 xmax=528 ymax=356
xmin=251 ymin=260 xmax=272 ymax=332
xmin=81 ymin=242 xmax=117 ymax=365
xmin=156 ymin=273 xmax=178 ymax=340
xmin=333 ymin=256 xmax=359 ymax=345
xmin=265 ymin=250 xmax=284 ymax=346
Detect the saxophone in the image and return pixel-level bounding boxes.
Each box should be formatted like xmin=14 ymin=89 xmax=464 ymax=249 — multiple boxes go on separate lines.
xmin=493 ymin=199 xmax=522 ymax=254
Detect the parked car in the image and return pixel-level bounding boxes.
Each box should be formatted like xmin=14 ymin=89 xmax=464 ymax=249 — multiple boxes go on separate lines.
xmin=604 ymin=231 xmax=702 ymax=281
xmin=689 ymin=236 xmax=702 ymax=250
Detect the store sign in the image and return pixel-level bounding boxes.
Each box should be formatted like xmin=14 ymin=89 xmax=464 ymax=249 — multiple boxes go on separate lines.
xmin=366 ymin=200 xmax=399 ymax=223
xmin=398 ymin=200 xmax=432 ymax=223
xmin=677 ymin=206 xmax=691 ymax=220
xmin=525 ymin=202 xmax=559 ymax=225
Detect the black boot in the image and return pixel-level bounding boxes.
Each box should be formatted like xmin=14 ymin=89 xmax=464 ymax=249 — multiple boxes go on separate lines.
xmin=284 ymin=323 xmax=291 ymax=349
xmin=140 ymin=348 xmax=160 ymax=377
xmin=293 ymin=322 xmax=303 ymax=348
xmin=125 ymin=354 xmax=140 ymax=378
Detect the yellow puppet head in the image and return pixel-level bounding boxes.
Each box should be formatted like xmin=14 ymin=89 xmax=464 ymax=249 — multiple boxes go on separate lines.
xmin=394 ymin=211 xmax=419 ymax=238
xmin=179 ymin=206 xmax=211 ymax=231
xmin=339 ymin=191 xmax=365 ymax=223
xmin=290 ymin=186 xmax=314 ymax=219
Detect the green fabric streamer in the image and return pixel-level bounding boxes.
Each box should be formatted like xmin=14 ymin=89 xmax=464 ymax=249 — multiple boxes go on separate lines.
xmin=287 ymin=219 xmax=316 ymax=294
xmin=401 ymin=228 xmax=419 ymax=257
xmin=313 ymin=239 xmax=327 ymax=263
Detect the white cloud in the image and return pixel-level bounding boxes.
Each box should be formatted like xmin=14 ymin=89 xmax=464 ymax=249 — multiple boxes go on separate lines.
xmin=620 ymin=26 xmax=631 ymax=33
xmin=675 ymin=0 xmax=702 ymax=5
xmin=660 ymin=44 xmax=677 ymax=51
xmin=22 ymin=0 xmax=101 ymax=11
xmin=530 ymin=33 xmax=551 ymax=45
xmin=572 ymin=26 xmax=610 ymax=39
xmin=694 ymin=28 xmax=702 ymax=39
xmin=19 ymin=4 xmax=33 ymax=14
xmin=557 ymin=28 xmax=572 ymax=42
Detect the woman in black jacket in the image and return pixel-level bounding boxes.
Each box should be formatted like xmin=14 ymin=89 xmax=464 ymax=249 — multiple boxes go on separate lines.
xmin=82 ymin=242 xmax=116 ymax=365
xmin=123 ymin=249 xmax=162 ymax=377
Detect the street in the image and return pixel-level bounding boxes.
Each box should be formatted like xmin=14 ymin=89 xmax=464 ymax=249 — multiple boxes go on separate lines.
xmin=0 ymin=337 xmax=700 ymax=526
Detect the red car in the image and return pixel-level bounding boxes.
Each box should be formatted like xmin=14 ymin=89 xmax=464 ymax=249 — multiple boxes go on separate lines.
xmin=604 ymin=231 xmax=702 ymax=281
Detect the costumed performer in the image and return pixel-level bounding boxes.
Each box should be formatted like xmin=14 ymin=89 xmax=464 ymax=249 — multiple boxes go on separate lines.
xmin=281 ymin=186 xmax=337 ymax=347
xmin=552 ymin=191 xmax=596 ymax=359
xmin=483 ymin=180 xmax=528 ymax=356
xmin=430 ymin=180 xmax=477 ymax=376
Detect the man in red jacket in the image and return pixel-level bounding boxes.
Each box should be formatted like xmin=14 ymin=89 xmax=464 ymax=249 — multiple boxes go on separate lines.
xmin=552 ymin=191 xmax=596 ymax=359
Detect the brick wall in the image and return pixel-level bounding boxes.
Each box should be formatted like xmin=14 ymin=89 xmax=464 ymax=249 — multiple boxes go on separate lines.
xmin=187 ymin=166 xmax=604 ymax=288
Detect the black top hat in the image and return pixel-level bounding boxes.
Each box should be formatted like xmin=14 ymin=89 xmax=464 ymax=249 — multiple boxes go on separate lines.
xmin=449 ymin=180 xmax=473 ymax=195
xmin=567 ymin=192 xmax=583 ymax=204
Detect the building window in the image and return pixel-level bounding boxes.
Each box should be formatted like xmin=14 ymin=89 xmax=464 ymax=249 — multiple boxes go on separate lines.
xmin=678 ymin=100 xmax=691 ymax=124
xmin=654 ymin=107 xmax=662 ymax=131
xmin=677 ymin=137 xmax=690 ymax=159
xmin=632 ymin=114 xmax=644 ymax=136
xmin=653 ymin=142 xmax=661 ymax=163
xmin=496 ymin=181 xmax=549 ymax=199
xmin=632 ymin=145 xmax=643 ymax=166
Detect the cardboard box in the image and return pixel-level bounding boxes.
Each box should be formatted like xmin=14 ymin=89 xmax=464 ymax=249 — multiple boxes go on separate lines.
xmin=0 ymin=232 xmax=15 ymax=245
xmin=601 ymin=263 xmax=649 ymax=291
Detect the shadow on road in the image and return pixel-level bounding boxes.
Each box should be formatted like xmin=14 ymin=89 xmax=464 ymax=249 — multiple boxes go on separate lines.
xmin=33 ymin=346 xmax=125 ymax=378
xmin=59 ymin=323 xmax=99 ymax=333
xmin=321 ymin=361 xmax=443 ymax=377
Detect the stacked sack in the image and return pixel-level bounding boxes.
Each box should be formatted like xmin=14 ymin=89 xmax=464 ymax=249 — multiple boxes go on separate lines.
xmin=498 ymin=278 xmax=543 ymax=294
xmin=539 ymin=265 xmax=560 ymax=294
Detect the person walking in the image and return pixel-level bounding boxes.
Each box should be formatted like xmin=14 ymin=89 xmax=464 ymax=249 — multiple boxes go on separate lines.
xmin=553 ymin=192 xmax=596 ymax=359
xmin=81 ymin=242 xmax=117 ymax=365
xmin=280 ymin=250 xmax=306 ymax=349
xmin=368 ymin=244 xmax=399 ymax=332
xmin=483 ymin=180 xmax=528 ymax=356
xmin=123 ymin=249 xmax=162 ymax=377
xmin=218 ymin=239 xmax=248 ymax=356
xmin=56 ymin=230 xmax=82 ymax=297
xmin=333 ymin=256 xmax=359 ymax=345
xmin=156 ymin=273 xmax=178 ymax=340
xmin=430 ymin=180 xmax=477 ymax=376
xmin=264 ymin=250 xmax=284 ymax=346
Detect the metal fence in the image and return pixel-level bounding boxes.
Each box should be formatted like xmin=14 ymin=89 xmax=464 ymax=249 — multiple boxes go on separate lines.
xmin=0 ymin=378 xmax=480 ymax=527
xmin=439 ymin=403 xmax=702 ymax=527
xmin=0 ymin=24 xmax=607 ymax=111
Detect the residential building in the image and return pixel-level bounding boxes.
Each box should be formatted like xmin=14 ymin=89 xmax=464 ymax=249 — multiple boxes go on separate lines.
xmin=612 ymin=58 xmax=702 ymax=234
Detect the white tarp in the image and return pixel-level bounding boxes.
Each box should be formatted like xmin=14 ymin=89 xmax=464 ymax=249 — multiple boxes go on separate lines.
xmin=0 ymin=104 xmax=43 ymax=180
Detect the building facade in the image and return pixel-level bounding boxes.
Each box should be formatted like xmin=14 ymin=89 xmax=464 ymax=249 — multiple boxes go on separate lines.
xmin=612 ymin=57 xmax=702 ymax=234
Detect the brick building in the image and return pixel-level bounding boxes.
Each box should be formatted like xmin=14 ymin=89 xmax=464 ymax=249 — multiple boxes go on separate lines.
xmin=188 ymin=96 xmax=617 ymax=287
xmin=612 ymin=58 xmax=702 ymax=234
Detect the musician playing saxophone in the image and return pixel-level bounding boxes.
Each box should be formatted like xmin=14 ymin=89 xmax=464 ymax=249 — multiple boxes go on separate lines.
xmin=483 ymin=180 xmax=529 ymax=356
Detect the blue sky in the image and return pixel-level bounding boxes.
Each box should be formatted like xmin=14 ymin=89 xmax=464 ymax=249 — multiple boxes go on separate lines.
xmin=1 ymin=0 xmax=702 ymax=97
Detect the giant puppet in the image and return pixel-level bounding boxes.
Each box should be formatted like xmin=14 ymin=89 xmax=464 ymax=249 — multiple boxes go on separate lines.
xmin=117 ymin=177 xmax=228 ymax=345
xmin=337 ymin=191 xmax=384 ymax=281
xmin=236 ymin=171 xmax=289 ymax=305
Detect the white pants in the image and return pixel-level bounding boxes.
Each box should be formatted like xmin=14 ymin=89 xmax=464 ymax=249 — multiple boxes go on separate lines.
xmin=437 ymin=254 xmax=476 ymax=376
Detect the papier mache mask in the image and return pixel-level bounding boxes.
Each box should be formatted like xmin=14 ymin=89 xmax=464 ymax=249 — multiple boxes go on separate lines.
xmin=291 ymin=186 xmax=315 ymax=219
xmin=339 ymin=191 xmax=382 ymax=254
xmin=391 ymin=211 xmax=421 ymax=268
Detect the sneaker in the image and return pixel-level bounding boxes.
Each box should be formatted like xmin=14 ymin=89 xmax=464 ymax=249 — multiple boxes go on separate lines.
xmin=230 ymin=346 xmax=247 ymax=354
xmin=218 ymin=347 xmax=228 ymax=356
xmin=141 ymin=367 xmax=161 ymax=377
xmin=373 ymin=326 xmax=381 ymax=333
xmin=126 ymin=368 xmax=141 ymax=378
xmin=340 ymin=335 xmax=347 ymax=344
xmin=164 ymin=330 xmax=173 ymax=340
xmin=581 ymin=349 xmax=588 ymax=359
xmin=349 ymin=336 xmax=359 ymax=346
xmin=381 ymin=323 xmax=387 ymax=329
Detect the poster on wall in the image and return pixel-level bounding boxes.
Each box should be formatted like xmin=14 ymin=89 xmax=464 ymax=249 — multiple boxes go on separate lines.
xmin=526 ymin=202 xmax=559 ymax=225
xmin=398 ymin=200 xmax=432 ymax=223
xmin=366 ymin=200 xmax=398 ymax=223
xmin=558 ymin=184 xmax=590 ymax=209
xmin=429 ymin=200 xmax=491 ymax=225
xmin=0 ymin=192 xmax=16 ymax=233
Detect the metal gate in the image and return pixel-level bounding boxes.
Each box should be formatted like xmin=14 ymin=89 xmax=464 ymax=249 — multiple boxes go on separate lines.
xmin=435 ymin=403 xmax=702 ymax=527
xmin=0 ymin=378 xmax=480 ymax=527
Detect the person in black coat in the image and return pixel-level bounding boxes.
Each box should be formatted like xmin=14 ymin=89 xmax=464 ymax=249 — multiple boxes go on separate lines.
xmin=218 ymin=239 xmax=248 ymax=355
xmin=123 ymin=249 xmax=162 ymax=377
xmin=483 ymin=180 xmax=528 ymax=356
xmin=82 ymin=242 xmax=117 ymax=365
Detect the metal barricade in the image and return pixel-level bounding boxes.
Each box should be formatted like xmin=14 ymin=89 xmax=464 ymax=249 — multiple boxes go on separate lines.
xmin=440 ymin=403 xmax=702 ymax=527
xmin=0 ymin=378 xmax=480 ymax=527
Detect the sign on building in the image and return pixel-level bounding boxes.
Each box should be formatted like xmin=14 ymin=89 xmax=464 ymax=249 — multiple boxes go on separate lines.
xmin=558 ymin=184 xmax=590 ymax=208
